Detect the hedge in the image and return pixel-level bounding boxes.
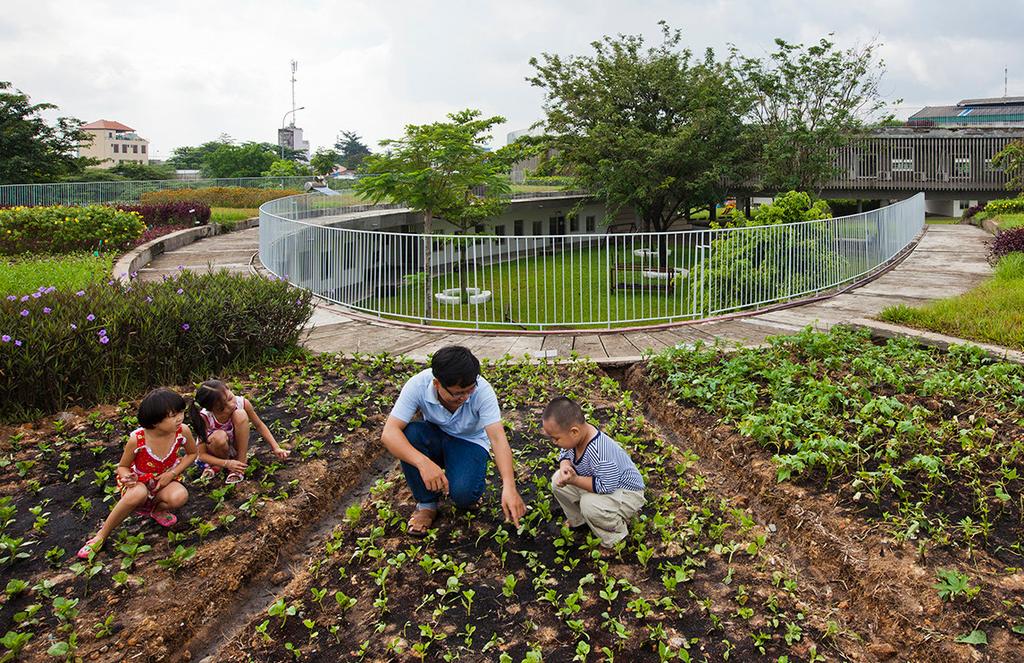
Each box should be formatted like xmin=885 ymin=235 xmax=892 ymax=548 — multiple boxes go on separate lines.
xmin=0 ymin=270 xmax=313 ymax=420
xmin=981 ymin=196 xmax=1024 ymax=217
xmin=140 ymin=187 xmax=302 ymax=209
xmin=990 ymin=227 xmax=1024 ymax=262
xmin=114 ymin=201 xmax=211 ymax=226
xmin=0 ymin=205 xmax=146 ymax=255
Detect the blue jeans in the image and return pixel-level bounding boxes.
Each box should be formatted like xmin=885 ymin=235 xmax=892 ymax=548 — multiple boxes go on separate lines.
xmin=400 ymin=421 xmax=489 ymax=508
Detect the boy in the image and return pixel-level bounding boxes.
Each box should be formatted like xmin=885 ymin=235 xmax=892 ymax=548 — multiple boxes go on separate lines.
xmin=381 ymin=346 xmax=526 ymax=536
xmin=543 ymin=396 xmax=645 ymax=548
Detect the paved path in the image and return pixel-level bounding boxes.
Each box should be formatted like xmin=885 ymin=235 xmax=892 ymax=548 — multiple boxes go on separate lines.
xmin=142 ymin=225 xmax=992 ymax=363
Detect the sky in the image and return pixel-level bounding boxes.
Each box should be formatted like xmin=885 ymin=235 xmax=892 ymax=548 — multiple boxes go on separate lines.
xmin=4 ymin=0 xmax=1024 ymax=160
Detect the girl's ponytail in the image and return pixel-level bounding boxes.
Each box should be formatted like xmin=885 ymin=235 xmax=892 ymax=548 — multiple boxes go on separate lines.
xmin=187 ymin=398 xmax=208 ymax=445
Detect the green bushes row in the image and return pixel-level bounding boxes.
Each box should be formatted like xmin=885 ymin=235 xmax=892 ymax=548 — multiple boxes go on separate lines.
xmin=980 ymin=196 xmax=1024 ymax=217
xmin=140 ymin=186 xmax=303 ymax=209
xmin=0 ymin=205 xmax=146 ymax=255
xmin=0 ymin=271 xmax=313 ymax=420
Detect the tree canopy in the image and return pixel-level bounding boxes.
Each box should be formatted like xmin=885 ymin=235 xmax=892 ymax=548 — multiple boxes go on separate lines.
xmin=0 ymin=81 xmax=95 ymax=184
xmin=992 ymin=140 xmax=1024 ymax=194
xmin=334 ymin=131 xmax=372 ymax=171
xmin=731 ymin=36 xmax=891 ymax=193
xmin=200 ymin=142 xmax=278 ymax=178
xmin=528 ymin=24 xmax=752 ymax=238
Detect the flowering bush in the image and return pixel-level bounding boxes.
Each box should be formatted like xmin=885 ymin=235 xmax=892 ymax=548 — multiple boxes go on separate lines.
xmin=0 ymin=271 xmax=313 ymax=419
xmin=989 ymin=227 xmax=1024 ymax=263
xmin=0 ymin=205 xmax=146 ymax=255
xmin=980 ymin=196 xmax=1024 ymax=218
xmin=114 ymin=201 xmax=212 ymax=226
xmin=961 ymin=202 xmax=987 ymax=222
xmin=140 ymin=187 xmax=302 ymax=209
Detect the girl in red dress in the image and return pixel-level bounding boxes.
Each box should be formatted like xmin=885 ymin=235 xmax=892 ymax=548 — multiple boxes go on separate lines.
xmin=78 ymin=388 xmax=198 ymax=558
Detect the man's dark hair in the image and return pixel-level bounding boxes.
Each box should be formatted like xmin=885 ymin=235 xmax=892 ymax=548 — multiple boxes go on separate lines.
xmin=431 ymin=346 xmax=481 ymax=388
xmin=138 ymin=387 xmax=187 ymax=428
xmin=542 ymin=396 xmax=586 ymax=429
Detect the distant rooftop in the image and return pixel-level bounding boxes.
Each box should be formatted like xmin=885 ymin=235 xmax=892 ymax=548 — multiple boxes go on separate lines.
xmin=908 ymin=96 xmax=1024 ymax=127
xmin=81 ymin=119 xmax=134 ymax=131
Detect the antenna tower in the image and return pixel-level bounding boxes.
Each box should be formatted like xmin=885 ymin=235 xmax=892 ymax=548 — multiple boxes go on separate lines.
xmin=290 ymin=60 xmax=299 ymax=125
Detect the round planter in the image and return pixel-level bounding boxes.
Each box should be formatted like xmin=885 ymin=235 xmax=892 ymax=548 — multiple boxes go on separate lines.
xmin=633 ymin=248 xmax=672 ymax=260
xmin=642 ymin=267 xmax=689 ymax=280
xmin=434 ymin=287 xmax=492 ymax=305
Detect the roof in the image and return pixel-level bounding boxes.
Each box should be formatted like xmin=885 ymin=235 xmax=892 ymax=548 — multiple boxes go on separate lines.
xmin=958 ymin=96 xmax=1024 ymax=107
xmin=80 ymin=119 xmax=134 ymax=131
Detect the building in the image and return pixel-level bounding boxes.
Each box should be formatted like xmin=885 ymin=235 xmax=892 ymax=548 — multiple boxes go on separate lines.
xmin=78 ymin=120 xmax=150 ymax=168
xmin=908 ymin=96 xmax=1024 ymax=127
xmin=277 ymin=125 xmax=309 ymax=159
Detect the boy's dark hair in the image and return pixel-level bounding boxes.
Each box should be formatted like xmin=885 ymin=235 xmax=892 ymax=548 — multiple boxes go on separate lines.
xmin=542 ymin=396 xmax=586 ymax=429
xmin=431 ymin=346 xmax=480 ymax=388
xmin=138 ymin=388 xmax=187 ymax=428
xmin=187 ymin=379 xmax=229 ymax=445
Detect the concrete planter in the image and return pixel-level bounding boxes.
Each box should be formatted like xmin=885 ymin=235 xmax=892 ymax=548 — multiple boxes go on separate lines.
xmin=434 ymin=287 xmax=492 ymax=305
xmin=633 ymin=248 xmax=672 ymax=260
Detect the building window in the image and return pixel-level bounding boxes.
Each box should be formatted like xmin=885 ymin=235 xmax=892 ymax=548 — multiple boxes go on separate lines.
xmin=953 ymin=156 xmax=970 ymax=179
xmin=514 ymin=219 xmax=523 ymax=236
xmin=474 ymin=223 xmax=485 ymax=234
xmin=570 ymin=216 xmax=579 ymax=232
xmin=141 ymin=145 xmax=146 ymax=154
xmin=585 ymin=215 xmax=596 ymax=232
xmin=108 ymin=132 xmax=112 ymax=138
xmin=112 ymin=144 xmax=119 ymax=153
xmin=133 ymin=145 xmax=138 ymax=153
xmin=891 ymin=147 xmax=913 ymax=173
xmin=984 ymin=158 xmax=1000 ymax=173
xmin=532 ymin=220 xmax=542 ymax=235
xmin=494 ymin=224 xmax=505 ymax=236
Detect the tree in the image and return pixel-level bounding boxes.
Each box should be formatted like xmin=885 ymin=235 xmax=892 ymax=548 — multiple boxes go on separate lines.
xmin=528 ymin=24 xmax=752 ymax=269
xmin=201 ymin=142 xmax=277 ymax=178
xmin=992 ymin=140 xmax=1024 ymax=194
xmin=310 ymin=148 xmax=340 ymax=176
xmin=165 ymin=135 xmax=234 ymax=170
xmin=355 ymin=109 xmax=526 ymax=315
xmin=262 ymin=158 xmax=311 ymax=177
xmin=0 ymin=81 xmax=96 ymax=184
xmin=334 ymin=131 xmax=371 ymax=170
xmin=731 ymin=36 xmax=891 ymax=193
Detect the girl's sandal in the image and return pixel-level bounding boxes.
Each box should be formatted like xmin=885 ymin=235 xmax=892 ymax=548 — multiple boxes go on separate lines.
xmin=150 ymin=511 xmax=177 ymax=527
xmin=225 ymin=472 xmax=244 ymax=485
xmin=77 ymin=535 xmax=104 ymax=559
xmin=199 ymin=467 xmax=217 ymax=481
xmin=407 ymin=508 xmax=438 ymax=538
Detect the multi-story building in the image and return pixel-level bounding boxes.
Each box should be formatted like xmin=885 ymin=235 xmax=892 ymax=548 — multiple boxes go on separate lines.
xmin=78 ymin=120 xmax=150 ymax=168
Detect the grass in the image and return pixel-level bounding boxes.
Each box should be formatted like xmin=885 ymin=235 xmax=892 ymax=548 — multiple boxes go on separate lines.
xmin=211 ymin=207 xmax=258 ymax=223
xmin=926 ymin=216 xmax=959 ymax=225
xmin=992 ymin=212 xmax=1024 ymax=230
xmin=0 ymin=252 xmax=113 ymax=295
xmin=879 ymin=252 xmax=1024 ymax=349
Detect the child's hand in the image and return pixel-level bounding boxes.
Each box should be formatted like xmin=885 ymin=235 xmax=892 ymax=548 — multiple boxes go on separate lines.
xmin=117 ymin=472 xmax=137 ymax=487
xmin=272 ymin=446 xmax=290 ymax=460
xmin=154 ymin=472 xmax=176 ymax=490
xmin=225 ymin=459 xmax=247 ymax=474
xmin=556 ymin=465 xmax=576 ymax=487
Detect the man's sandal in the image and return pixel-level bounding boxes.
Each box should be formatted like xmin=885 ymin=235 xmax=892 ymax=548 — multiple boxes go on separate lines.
xmin=407 ymin=508 xmax=438 ymax=537
xmin=199 ymin=467 xmax=217 ymax=481
xmin=225 ymin=472 xmax=244 ymax=485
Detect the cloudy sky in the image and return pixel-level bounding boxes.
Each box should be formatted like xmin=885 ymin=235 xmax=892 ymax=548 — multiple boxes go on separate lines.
xmin=4 ymin=0 xmax=1023 ymax=160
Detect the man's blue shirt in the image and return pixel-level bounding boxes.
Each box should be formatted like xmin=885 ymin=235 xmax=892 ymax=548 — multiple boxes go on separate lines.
xmin=390 ymin=369 xmax=501 ymax=451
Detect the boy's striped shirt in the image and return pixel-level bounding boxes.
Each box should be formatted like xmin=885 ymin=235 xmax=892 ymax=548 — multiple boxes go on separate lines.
xmin=558 ymin=430 xmax=644 ymax=494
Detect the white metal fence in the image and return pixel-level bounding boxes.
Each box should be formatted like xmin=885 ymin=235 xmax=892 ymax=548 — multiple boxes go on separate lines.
xmin=0 ymin=176 xmax=341 ymax=206
xmin=259 ymin=193 xmax=925 ymax=330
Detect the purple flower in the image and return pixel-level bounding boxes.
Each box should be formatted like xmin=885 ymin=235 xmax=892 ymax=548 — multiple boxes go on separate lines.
xmin=14 ymin=340 xmax=22 ymax=347
xmin=125 ymin=286 xmax=132 ymax=292
xmin=145 ymin=296 xmax=153 ymax=303
xmin=43 ymin=307 xmax=52 ymax=314
xmin=99 ymin=336 xmax=109 ymax=345
xmin=20 ymin=309 xmax=29 ymax=317
xmin=70 ymin=324 xmax=78 ymax=330
xmin=131 ymin=271 xmax=138 ymax=279
xmin=5 ymin=295 xmax=15 ymax=301
xmin=176 ymin=288 xmax=184 ymax=295
xmin=20 ymin=295 xmax=28 ymax=302
xmin=181 ymin=323 xmax=190 ymax=331
xmin=86 ymin=314 xmax=95 ymax=322
xmin=76 ymin=290 xmax=85 ymax=297
xmin=44 ymin=286 xmax=55 ymax=293
xmin=177 ymin=265 xmax=185 ymax=271
xmin=98 ymin=329 xmax=107 ymax=336
xmin=31 ymin=292 xmax=41 ymax=299
xmin=1 ymin=335 xmax=10 ymax=343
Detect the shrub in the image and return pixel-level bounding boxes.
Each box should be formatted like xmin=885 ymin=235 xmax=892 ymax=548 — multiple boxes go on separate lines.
xmin=0 ymin=271 xmax=313 ymax=420
xmin=980 ymin=196 xmax=1024 ymax=218
xmin=989 ymin=227 xmax=1024 ymax=263
xmin=114 ymin=202 xmax=211 ymax=226
xmin=961 ymin=202 xmax=987 ymax=222
xmin=140 ymin=187 xmax=302 ymax=209
xmin=0 ymin=205 xmax=145 ymax=255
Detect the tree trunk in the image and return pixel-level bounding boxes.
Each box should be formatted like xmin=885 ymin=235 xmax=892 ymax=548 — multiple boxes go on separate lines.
xmin=423 ymin=210 xmax=433 ymax=320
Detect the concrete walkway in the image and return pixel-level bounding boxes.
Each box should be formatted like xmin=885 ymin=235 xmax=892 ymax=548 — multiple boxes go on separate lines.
xmin=141 ymin=224 xmax=992 ymax=363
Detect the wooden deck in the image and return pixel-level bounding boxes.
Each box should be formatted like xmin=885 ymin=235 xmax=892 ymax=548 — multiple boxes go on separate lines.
xmin=143 ymin=225 xmax=992 ymax=363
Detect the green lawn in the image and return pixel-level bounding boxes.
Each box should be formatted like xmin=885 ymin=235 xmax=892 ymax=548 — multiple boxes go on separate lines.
xmin=925 ymin=216 xmax=959 ymax=225
xmin=993 ymin=212 xmax=1024 ymax=230
xmin=879 ymin=253 xmax=1024 ymax=350
xmin=211 ymin=207 xmax=258 ymax=223
xmin=0 ymin=253 xmax=113 ymax=295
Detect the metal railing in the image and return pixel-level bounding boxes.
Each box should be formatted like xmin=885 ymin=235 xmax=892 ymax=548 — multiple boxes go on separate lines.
xmin=0 ymin=176 xmax=341 ymax=206
xmin=259 ymin=192 xmax=925 ymax=330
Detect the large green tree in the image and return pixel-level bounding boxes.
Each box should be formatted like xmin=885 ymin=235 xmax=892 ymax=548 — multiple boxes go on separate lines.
xmin=334 ymin=131 xmax=372 ymax=170
xmin=355 ymin=109 xmax=526 ymax=315
xmin=201 ymin=142 xmax=278 ymax=178
xmin=0 ymin=81 xmax=96 ymax=184
xmin=731 ymin=36 xmax=890 ymax=193
xmin=528 ymin=24 xmax=752 ymax=267
xmin=310 ymin=148 xmax=340 ymax=176
xmin=992 ymin=140 xmax=1024 ymax=194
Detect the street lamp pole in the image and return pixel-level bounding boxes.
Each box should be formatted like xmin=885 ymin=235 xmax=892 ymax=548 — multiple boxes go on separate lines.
xmin=279 ymin=106 xmax=305 ymax=158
